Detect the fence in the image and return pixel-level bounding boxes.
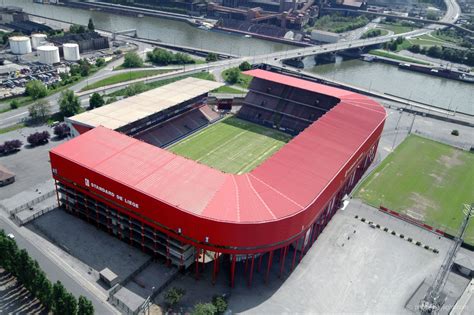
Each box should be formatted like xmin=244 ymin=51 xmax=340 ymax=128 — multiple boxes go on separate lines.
xmin=412 ymin=130 xmax=473 ymax=151
xmin=9 ymin=190 xmax=55 ymax=216
xmin=11 ymin=204 xmax=56 ymax=226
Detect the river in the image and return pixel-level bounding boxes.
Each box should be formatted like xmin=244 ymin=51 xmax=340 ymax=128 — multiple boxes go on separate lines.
xmin=6 ymin=1 xmax=473 ymax=115
xmin=5 ymin=0 xmax=293 ymax=56
xmin=307 ymin=57 xmax=473 ymax=115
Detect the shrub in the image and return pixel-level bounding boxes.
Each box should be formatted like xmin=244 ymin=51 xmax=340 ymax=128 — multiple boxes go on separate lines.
xmin=10 ymin=99 xmax=19 ymax=109
xmin=165 ymin=287 xmax=185 ymax=308
xmin=206 ymin=53 xmax=218 ymax=62
xmin=0 ymin=139 xmax=23 ymax=154
xmin=89 ymin=93 xmax=104 ymax=109
xmin=451 ymin=129 xmax=459 ymax=136
xmin=238 ymin=61 xmax=252 ymax=71
xmin=27 ymin=131 xmax=50 ymax=146
xmin=95 ymin=58 xmax=106 ymax=67
xmin=53 ymin=124 xmax=71 ymax=139
xmin=212 ymin=295 xmax=228 ymax=313
xmin=192 ymin=302 xmax=217 ymax=315
xmin=123 ymin=52 xmax=144 ymax=68
xmin=25 ymin=80 xmax=48 ymax=100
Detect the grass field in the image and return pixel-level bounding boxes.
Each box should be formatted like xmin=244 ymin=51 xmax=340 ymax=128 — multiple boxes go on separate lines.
xmin=355 ymin=135 xmax=474 ymax=243
xmin=169 ymin=116 xmax=292 ymax=174
xmin=81 ymin=69 xmax=173 ymax=91
xmin=368 ymin=50 xmax=431 ymax=65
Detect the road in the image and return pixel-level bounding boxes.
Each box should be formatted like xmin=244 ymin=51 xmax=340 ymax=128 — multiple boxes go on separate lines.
xmin=0 ymin=214 xmax=118 ymax=314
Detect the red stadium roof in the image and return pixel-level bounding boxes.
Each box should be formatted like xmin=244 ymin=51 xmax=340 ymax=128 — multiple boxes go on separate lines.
xmin=51 ymin=70 xmax=385 ymax=232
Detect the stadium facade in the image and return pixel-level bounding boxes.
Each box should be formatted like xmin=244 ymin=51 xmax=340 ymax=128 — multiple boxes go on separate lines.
xmin=51 ymin=70 xmax=386 ymax=286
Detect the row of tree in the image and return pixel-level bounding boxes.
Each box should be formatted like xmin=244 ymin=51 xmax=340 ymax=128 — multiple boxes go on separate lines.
xmin=146 ymin=48 xmax=195 ymax=66
xmin=408 ymin=44 xmax=474 ymax=66
xmin=0 ymin=230 xmax=94 ymax=314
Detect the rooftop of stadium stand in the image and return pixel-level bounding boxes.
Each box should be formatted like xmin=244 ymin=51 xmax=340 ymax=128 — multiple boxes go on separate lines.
xmin=67 ymin=77 xmax=223 ymax=130
xmin=52 ymin=70 xmax=386 ymax=224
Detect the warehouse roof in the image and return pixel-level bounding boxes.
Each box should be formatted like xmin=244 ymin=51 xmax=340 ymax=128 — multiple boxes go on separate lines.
xmin=68 ymin=77 xmax=223 ymax=130
xmin=51 ymin=70 xmax=386 ymax=225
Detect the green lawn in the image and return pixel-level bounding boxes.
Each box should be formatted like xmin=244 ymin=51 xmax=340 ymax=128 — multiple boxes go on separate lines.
xmin=368 ymin=50 xmax=431 ymax=65
xmin=211 ymin=85 xmax=246 ymax=94
xmin=169 ymin=116 xmax=292 ymax=174
xmin=379 ymin=22 xmax=415 ymax=34
xmin=81 ymin=69 xmax=173 ymax=91
xmin=0 ymin=123 xmax=25 ymax=134
xmin=222 ymin=69 xmax=252 ymax=89
xmin=355 ymin=135 xmax=474 ymax=243
xmin=107 ymin=72 xmax=215 ymax=97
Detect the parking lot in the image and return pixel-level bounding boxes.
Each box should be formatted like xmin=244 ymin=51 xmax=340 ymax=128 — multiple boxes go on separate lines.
xmin=0 ymin=125 xmax=66 ymax=203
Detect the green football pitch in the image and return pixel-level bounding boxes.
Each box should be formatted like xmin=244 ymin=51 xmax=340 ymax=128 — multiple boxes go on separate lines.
xmin=355 ymin=135 xmax=474 ymax=243
xmin=168 ymin=116 xmax=292 ymax=174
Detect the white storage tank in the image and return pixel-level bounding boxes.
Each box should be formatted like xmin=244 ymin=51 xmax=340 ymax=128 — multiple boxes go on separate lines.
xmin=37 ymin=45 xmax=60 ymax=65
xmin=31 ymin=33 xmax=48 ymax=50
xmin=9 ymin=36 xmax=32 ymax=55
xmin=63 ymin=43 xmax=80 ymax=61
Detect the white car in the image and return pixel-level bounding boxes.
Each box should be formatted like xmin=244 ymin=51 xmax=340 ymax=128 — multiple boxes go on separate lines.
xmin=7 ymin=233 xmax=15 ymax=239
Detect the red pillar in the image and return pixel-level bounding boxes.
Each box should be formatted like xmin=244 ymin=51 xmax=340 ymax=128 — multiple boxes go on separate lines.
xmin=258 ymin=254 xmax=263 ymax=273
xmin=265 ymin=251 xmax=273 ymax=283
xmin=230 ymin=255 xmax=236 ymax=288
xmin=279 ymin=246 xmax=288 ymax=278
xmin=248 ymin=255 xmax=255 ymax=287
xmin=202 ymin=249 xmax=206 ymax=272
xmin=212 ymin=252 xmax=219 ymax=285
xmin=291 ymin=241 xmax=298 ymax=271
xmin=54 ymin=180 xmax=60 ymax=208
xmin=195 ymin=248 xmax=200 ymax=280
xmin=299 ymin=233 xmax=306 ymax=263
xmin=244 ymin=254 xmax=249 ymax=275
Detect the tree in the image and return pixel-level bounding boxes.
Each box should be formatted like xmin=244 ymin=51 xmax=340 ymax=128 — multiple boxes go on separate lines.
xmin=52 ymin=281 xmax=67 ymax=314
xmin=27 ymin=131 xmax=50 ymax=147
xmin=78 ymin=296 xmax=94 ymax=315
xmin=124 ymin=82 xmax=147 ymax=97
xmin=165 ymin=287 xmax=186 ymax=308
xmin=206 ymin=53 xmax=218 ymax=62
xmin=10 ymin=99 xmax=19 ymax=109
xmin=78 ymin=59 xmax=91 ymax=77
xmin=25 ymin=80 xmax=48 ymax=100
xmin=123 ymin=52 xmax=143 ymax=68
xmin=28 ymin=100 xmax=51 ymax=123
xmin=0 ymin=140 xmax=22 ymax=155
xmin=95 ymin=57 xmax=106 ymax=67
xmin=239 ymin=61 xmax=252 ymax=71
xmin=225 ymin=68 xmax=240 ymax=84
xmin=89 ymin=92 xmax=104 ymax=109
xmin=426 ymin=10 xmax=439 ymax=21
xmin=53 ymin=123 xmax=71 ymax=139
xmin=69 ymin=24 xmax=86 ymax=34
xmin=408 ymin=44 xmax=421 ymax=54
xmin=87 ymin=18 xmax=95 ymax=31
xmin=427 ymin=45 xmax=443 ymax=58
xmin=192 ymin=302 xmax=217 ymax=315
xmin=59 ymin=90 xmax=81 ymax=117
xmin=212 ymin=296 xmax=227 ymax=313
xmin=63 ymin=292 xmax=78 ymax=315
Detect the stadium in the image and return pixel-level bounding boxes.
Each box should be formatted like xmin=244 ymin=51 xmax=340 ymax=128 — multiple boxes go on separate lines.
xmin=50 ymin=69 xmax=386 ymax=286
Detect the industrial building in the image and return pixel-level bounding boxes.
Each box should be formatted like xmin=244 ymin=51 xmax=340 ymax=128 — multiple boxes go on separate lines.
xmin=50 ymin=70 xmax=386 ymax=286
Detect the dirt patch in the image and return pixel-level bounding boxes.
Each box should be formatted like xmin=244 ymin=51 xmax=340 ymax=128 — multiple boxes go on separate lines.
xmin=437 ymin=150 xmax=463 ymax=169
xmin=408 ymin=192 xmax=438 ymax=217
xmin=429 ymin=173 xmax=444 ymax=186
